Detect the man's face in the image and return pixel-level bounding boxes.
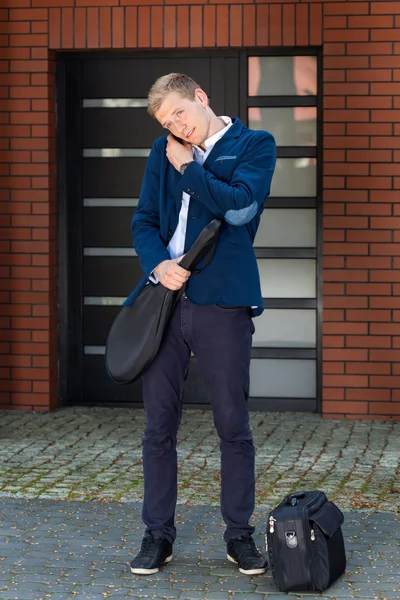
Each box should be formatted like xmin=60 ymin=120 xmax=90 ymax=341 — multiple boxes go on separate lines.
xmin=155 ymin=90 xmax=211 ymax=147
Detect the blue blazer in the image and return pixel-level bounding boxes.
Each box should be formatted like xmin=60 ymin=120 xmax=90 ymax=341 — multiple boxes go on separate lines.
xmin=124 ymin=117 xmax=276 ymax=317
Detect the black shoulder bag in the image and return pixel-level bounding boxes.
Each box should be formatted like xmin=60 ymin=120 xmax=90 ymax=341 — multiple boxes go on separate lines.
xmin=105 ymin=219 xmax=221 ymax=384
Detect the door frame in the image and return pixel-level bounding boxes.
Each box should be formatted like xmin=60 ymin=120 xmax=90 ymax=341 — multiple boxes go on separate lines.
xmin=56 ymin=48 xmax=322 ymax=411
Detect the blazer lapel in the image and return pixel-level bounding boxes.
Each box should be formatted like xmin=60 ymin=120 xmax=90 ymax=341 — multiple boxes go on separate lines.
xmin=203 ymin=117 xmax=244 ymax=170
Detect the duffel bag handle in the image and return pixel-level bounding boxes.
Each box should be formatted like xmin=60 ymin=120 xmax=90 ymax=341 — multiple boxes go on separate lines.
xmin=286 ymin=493 xmax=306 ymax=506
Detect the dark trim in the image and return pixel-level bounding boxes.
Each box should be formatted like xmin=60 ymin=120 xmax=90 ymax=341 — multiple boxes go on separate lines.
xmin=76 ymin=398 xmax=317 ymax=413
xmin=263 ymin=298 xmax=316 ymax=309
xmin=277 ymin=147 xmax=316 ymax=158
xmin=56 ymin=57 xmax=68 ymax=408
xmin=57 ymin=56 xmax=84 ymax=406
xmin=316 ymin=48 xmax=324 ymax=414
xmin=247 ymin=397 xmax=317 ymax=412
xmin=247 ymin=96 xmax=317 ymax=108
xmin=245 ymin=47 xmax=320 ymax=57
xmin=255 ymin=248 xmax=316 ymax=259
xmin=251 ymin=348 xmax=316 ymax=359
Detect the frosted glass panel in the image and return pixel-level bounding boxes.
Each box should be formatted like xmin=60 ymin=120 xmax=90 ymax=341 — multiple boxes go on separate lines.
xmin=258 ymin=259 xmax=316 ymax=298
xmin=250 ymin=359 xmax=316 ymax=398
xmin=271 ymin=158 xmax=316 ymax=197
xmin=254 ymin=209 xmax=316 ymax=248
xmin=248 ymin=56 xmax=317 ymax=97
xmin=249 ymin=107 xmax=317 ymax=147
xmin=252 ymin=309 xmax=316 ymax=348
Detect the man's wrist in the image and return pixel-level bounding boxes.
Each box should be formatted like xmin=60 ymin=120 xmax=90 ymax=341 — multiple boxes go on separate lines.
xmin=179 ymin=161 xmax=194 ymax=175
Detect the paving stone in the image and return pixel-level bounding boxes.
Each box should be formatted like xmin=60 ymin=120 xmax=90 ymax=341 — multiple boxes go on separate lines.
xmin=1 ymin=408 xmax=400 ymax=600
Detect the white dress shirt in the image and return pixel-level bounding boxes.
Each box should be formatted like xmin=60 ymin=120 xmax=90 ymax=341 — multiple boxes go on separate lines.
xmin=150 ymin=116 xmax=233 ymax=281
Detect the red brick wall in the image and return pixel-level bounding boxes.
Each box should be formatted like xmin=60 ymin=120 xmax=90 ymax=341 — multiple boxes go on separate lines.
xmin=1 ymin=0 xmax=399 ymax=419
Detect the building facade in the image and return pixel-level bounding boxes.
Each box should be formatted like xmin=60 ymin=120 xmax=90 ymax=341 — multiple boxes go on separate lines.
xmin=1 ymin=0 xmax=400 ymax=420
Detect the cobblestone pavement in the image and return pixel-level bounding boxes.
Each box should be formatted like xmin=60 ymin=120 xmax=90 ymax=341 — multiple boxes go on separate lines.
xmin=0 ymin=499 xmax=399 ymax=600
xmin=0 ymin=408 xmax=399 ymax=511
xmin=0 ymin=408 xmax=399 ymax=599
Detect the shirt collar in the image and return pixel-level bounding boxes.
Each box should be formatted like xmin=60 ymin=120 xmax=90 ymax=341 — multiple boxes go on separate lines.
xmin=193 ymin=116 xmax=233 ymax=154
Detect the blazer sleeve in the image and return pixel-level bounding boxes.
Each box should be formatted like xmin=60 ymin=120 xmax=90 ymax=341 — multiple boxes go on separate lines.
xmin=131 ymin=140 xmax=171 ymax=276
xmin=178 ymin=130 xmax=276 ymax=226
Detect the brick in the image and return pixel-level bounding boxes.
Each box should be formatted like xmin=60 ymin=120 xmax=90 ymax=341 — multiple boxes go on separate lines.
xmin=348 ymin=97 xmax=392 ymax=109
xmin=348 ymin=123 xmax=393 ymax=136
xmin=324 ymin=349 xmax=368 ymax=361
xmin=371 ymin=377 xmax=400 ymax=389
xmin=323 ymin=336 xmax=344 ymax=348
xmin=295 ymin=3 xmax=308 ymax=46
xmin=324 ymin=42 xmax=345 ymax=55
xmin=323 ymin=256 xmax=344 ymax=268
xmin=87 ymin=7 xmax=99 ymax=48
xmin=269 ymin=4 xmax=282 ymax=46
xmin=324 ymin=109 xmax=369 ymax=122
xmin=371 ymin=190 xmax=400 ymax=203
xmin=324 ymin=323 xmax=367 ymax=335
xmin=256 ymin=5 xmax=268 ymax=47
xmin=325 ymin=243 xmax=368 ymax=255
xmin=347 ymin=69 xmax=392 ymax=82
xmin=216 ymin=5 xmax=228 ymax=47
xmin=283 ymin=4 xmax=295 ymax=46
xmin=324 ymin=216 xmax=368 ymax=229
xmin=10 ymin=9 xmax=48 ymax=21
xmin=347 ymin=177 xmax=392 ymax=189
xmin=347 ymin=362 xmax=391 ymax=375
xmin=372 ymin=110 xmax=400 ymax=122
xmin=324 ymin=296 xmax=368 ymax=309
xmin=323 ymin=401 xmax=368 ymax=414
xmin=347 ymin=283 xmax=391 ymax=296
xmin=324 ymin=70 xmax=345 ymax=82
xmin=112 ymin=6 xmax=125 ymax=48
xmin=349 ymin=16 xmax=393 ymax=28
xmin=370 ymin=402 xmax=400 ymax=414
xmin=346 ymin=389 xmax=391 ymax=401
xmin=371 ymin=323 xmax=400 ymax=335
xmin=325 ymin=29 xmax=368 ymax=43
xmin=324 ymin=230 xmax=345 ymax=242
xmin=322 ymin=389 xmax=344 ymax=401
xmin=243 ymin=4 xmax=254 ymax=47
xmin=371 ymin=297 xmax=400 ymax=309
xmin=163 ymin=6 xmax=175 ymax=47
xmin=371 ymin=29 xmax=400 ymax=42
xmin=347 ymin=336 xmax=391 ymax=348
xmin=190 ymin=5 xmax=203 ymax=48
xmin=348 ymin=257 xmax=392 ymax=270
xmin=347 ymin=42 xmax=393 ymax=55
xmin=324 ymin=3 xmax=369 ymax=16
xmin=324 ymin=190 xmax=368 ymax=202
xmin=371 ymin=2 xmax=400 ymax=15
xmin=371 ymin=244 xmax=400 ymax=256
xmin=309 ymin=3 xmax=321 ymax=46
xmin=324 ymin=362 xmax=345 ymax=375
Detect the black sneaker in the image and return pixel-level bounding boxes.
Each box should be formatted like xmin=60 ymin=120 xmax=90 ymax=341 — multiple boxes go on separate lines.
xmin=227 ymin=535 xmax=268 ymax=575
xmin=130 ymin=535 xmax=173 ymax=575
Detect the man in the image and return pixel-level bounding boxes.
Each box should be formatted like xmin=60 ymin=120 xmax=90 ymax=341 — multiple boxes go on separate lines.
xmin=126 ymin=73 xmax=276 ymax=576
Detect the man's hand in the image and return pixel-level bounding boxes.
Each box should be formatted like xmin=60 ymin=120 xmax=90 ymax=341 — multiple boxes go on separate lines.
xmin=154 ymin=256 xmax=190 ymax=291
xmin=166 ymin=134 xmax=194 ymax=172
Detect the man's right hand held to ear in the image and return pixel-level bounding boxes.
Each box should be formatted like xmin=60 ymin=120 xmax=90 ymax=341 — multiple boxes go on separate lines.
xmin=154 ymin=257 xmax=190 ymax=291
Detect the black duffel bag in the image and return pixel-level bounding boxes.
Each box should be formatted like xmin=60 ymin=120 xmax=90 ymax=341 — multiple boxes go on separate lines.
xmin=266 ymin=490 xmax=346 ymax=592
xmin=105 ymin=219 xmax=221 ymax=385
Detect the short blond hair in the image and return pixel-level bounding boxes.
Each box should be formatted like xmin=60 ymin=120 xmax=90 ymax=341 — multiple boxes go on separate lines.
xmin=147 ymin=73 xmax=201 ymax=118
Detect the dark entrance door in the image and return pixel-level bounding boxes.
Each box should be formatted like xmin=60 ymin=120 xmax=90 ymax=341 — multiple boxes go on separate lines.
xmin=58 ymin=52 xmax=241 ymax=406
xmin=58 ymin=50 xmax=320 ymax=411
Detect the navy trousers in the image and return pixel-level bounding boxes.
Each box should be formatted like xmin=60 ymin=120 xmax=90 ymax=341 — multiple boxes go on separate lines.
xmin=141 ymin=297 xmax=256 ymax=544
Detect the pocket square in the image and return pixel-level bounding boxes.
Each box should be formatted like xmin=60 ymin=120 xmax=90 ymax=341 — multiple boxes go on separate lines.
xmin=215 ymin=155 xmax=237 ymax=161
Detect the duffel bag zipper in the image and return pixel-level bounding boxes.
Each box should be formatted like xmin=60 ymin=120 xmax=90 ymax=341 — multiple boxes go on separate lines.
xmin=307 ymin=521 xmax=319 ymax=589
xmin=267 ymin=515 xmax=287 ymax=590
